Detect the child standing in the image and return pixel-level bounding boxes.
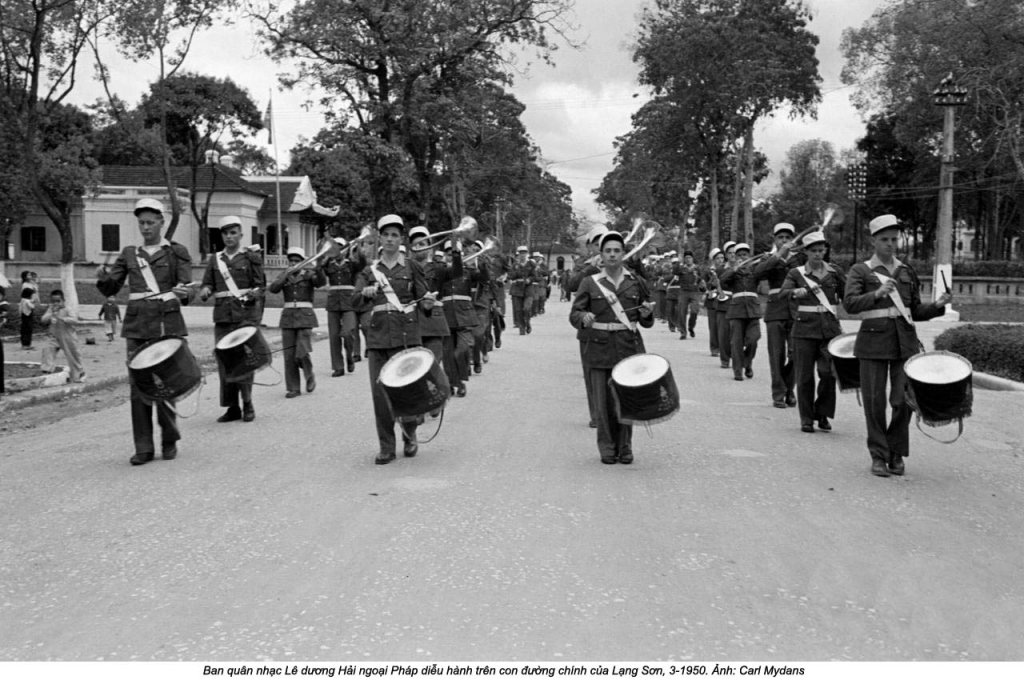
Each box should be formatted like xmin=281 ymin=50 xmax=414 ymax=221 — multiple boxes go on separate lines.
xmin=41 ymin=289 xmax=85 ymax=382
xmin=98 ymin=295 xmax=121 ymax=341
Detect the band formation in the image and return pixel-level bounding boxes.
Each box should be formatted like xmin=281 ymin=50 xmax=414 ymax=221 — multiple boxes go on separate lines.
xmin=96 ymin=199 xmax=954 ymax=478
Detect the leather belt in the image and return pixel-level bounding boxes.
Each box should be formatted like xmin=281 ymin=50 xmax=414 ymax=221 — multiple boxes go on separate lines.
xmin=129 ymin=291 xmax=175 ymax=301
xmin=733 ymin=292 xmax=758 ymax=298
xmin=283 ymin=301 xmax=313 ymax=308
xmin=797 ymin=304 xmax=836 ymax=314
xmin=861 ymin=307 xmax=901 ymax=319
xmin=441 ymin=295 xmax=472 ymax=302
xmin=591 ymin=321 xmax=630 ymax=331
xmin=327 ymin=285 xmax=354 ymax=291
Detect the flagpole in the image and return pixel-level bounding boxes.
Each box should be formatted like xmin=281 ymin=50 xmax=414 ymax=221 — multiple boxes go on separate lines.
xmin=265 ymin=90 xmax=283 ymax=257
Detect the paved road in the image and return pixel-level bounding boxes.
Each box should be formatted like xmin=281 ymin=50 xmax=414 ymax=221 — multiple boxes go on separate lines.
xmin=2 ymin=300 xmax=1023 ymax=661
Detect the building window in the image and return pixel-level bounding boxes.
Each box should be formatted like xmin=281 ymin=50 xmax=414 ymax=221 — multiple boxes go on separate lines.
xmin=557 ymin=256 xmax=565 ymax=271
xmin=266 ymin=224 xmax=278 ymax=254
xmin=21 ymin=226 xmax=46 ymax=252
xmin=101 ymin=224 xmax=120 ymax=252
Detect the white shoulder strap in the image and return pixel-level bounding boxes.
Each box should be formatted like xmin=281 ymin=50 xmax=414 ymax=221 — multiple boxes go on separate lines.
xmin=371 ymin=262 xmax=414 ymax=313
xmin=796 ymin=268 xmax=837 ymax=317
xmin=215 ymin=252 xmax=244 ymax=298
xmin=590 ymin=273 xmax=636 ymax=331
xmin=134 ymin=247 xmax=161 ymax=295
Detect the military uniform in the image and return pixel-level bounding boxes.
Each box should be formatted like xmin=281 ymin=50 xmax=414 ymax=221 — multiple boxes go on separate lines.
xmin=714 ymin=261 xmax=734 ymax=369
xmin=509 ymin=256 xmax=536 ymax=334
xmin=201 ymin=248 xmax=265 ymax=417
xmin=754 ymin=252 xmax=798 ymax=405
xmin=843 ymin=255 xmax=945 ymax=473
xmin=567 ymin=258 xmax=603 ymax=427
xmin=675 ymin=261 xmax=704 ymax=339
xmin=322 ymin=252 xmax=366 ymax=375
xmin=441 ymin=249 xmax=487 ymax=391
xmin=781 ymin=262 xmax=846 ymax=430
xmin=470 ymin=257 xmax=496 ymax=371
xmin=663 ymin=263 xmax=680 ymax=333
xmin=97 ymin=239 xmax=193 ymax=460
xmin=420 ymin=255 xmax=459 ymax=389
xmin=353 ymin=253 xmax=430 ymax=461
xmin=268 ymin=265 xmax=326 ymax=396
xmin=702 ymin=265 xmax=720 ymax=356
xmin=719 ymin=262 xmax=761 ymax=380
xmin=570 ymin=269 xmax=654 ymax=463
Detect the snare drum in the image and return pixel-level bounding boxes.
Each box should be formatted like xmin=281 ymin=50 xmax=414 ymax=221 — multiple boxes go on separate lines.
xmin=827 ymin=333 xmax=860 ymax=393
xmin=610 ymin=353 xmax=680 ymax=425
xmin=904 ymin=351 xmax=973 ymax=427
xmin=128 ymin=337 xmax=201 ymax=402
xmin=215 ymin=325 xmax=271 ymax=382
xmin=378 ymin=347 xmax=450 ymax=418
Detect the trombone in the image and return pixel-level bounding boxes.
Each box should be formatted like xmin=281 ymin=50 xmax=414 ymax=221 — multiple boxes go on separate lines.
xmin=410 ymin=216 xmax=478 ymax=252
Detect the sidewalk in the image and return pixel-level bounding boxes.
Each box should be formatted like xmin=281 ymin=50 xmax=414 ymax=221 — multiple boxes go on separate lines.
xmin=0 ymin=305 xmax=329 ymax=413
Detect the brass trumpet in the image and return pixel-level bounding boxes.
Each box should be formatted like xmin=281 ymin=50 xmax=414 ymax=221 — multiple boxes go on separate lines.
xmin=410 ymin=216 xmax=478 ymax=252
xmin=281 ymin=239 xmax=339 ymax=277
xmin=463 ymin=236 xmax=497 ymax=264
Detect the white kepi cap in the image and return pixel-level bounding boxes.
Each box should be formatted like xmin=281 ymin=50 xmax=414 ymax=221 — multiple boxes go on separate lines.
xmin=286 ymin=246 xmax=306 ymax=259
xmin=216 ymin=215 xmax=242 ymax=230
xmin=133 ymin=198 xmax=165 ymax=216
xmin=869 ymin=214 xmax=900 ymax=235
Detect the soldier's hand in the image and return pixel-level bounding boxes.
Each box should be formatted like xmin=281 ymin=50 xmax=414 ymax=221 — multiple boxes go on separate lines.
xmin=638 ymin=302 xmax=654 ymax=318
xmin=875 ymin=279 xmax=896 ymax=299
xmin=580 ymin=312 xmax=596 ymax=328
xmin=96 ymin=265 xmax=109 ymax=278
xmin=937 ymin=292 xmax=953 ymax=306
xmin=794 ymin=287 xmax=808 ymax=298
xmin=362 ymin=285 xmax=378 ymax=298
xmin=198 ymin=286 xmax=212 ymax=302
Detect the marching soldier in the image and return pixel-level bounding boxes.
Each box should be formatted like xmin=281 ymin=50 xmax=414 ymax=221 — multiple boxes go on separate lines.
xmin=843 ymin=214 xmax=951 ymax=477
xmin=509 ymin=246 xmax=536 ymax=335
xmin=716 ymin=242 xmax=737 ymax=369
xmin=321 ymin=235 xmax=366 ymax=377
xmin=570 ymin=231 xmax=654 ymax=464
xmin=96 ymin=198 xmax=195 ymax=465
xmin=663 ymin=254 xmax=680 ymax=333
xmin=780 ymin=231 xmax=846 ymax=433
xmin=198 ymin=215 xmax=266 ymax=423
xmin=268 ymin=246 xmax=326 ymax=398
xmin=567 ymin=226 xmax=607 ymax=428
xmin=703 ymin=248 xmax=724 ymax=357
xmin=754 ymin=223 xmax=799 ymax=408
xmin=468 ymin=240 xmax=495 ymax=372
xmin=719 ymin=243 xmax=762 ymax=381
xmin=408 ymin=226 xmax=458 ymax=390
xmin=531 ymin=252 xmax=549 ymax=316
xmin=440 ymin=239 xmax=487 ymax=396
xmin=675 ymin=250 xmax=704 ymax=340
xmin=355 ymin=215 xmax=436 ymax=464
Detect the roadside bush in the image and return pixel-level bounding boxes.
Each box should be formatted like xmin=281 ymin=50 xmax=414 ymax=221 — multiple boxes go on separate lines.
xmin=934 ymin=323 xmax=1024 ymax=382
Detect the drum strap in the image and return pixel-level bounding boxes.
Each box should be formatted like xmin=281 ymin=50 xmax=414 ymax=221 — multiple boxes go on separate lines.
xmin=134 ymin=247 xmax=162 ymax=297
xmin=370 ymin=263 xmax=414 ymax=314
xmin=590 ymin=273 xmax=636 ymax=331
xmin=871 ymin=268 xmax=914 ymax=327
xmin=795 ymin=268 xmax=837 ymax=317
xmin=215 ymin=251 xmax=244 ymax=299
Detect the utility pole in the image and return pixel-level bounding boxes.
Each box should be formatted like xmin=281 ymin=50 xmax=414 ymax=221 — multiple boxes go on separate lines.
xmin=933 ymin=73 xmax=968 ymax=321
xmin=847 ymin=163 xmax=866 ymax=259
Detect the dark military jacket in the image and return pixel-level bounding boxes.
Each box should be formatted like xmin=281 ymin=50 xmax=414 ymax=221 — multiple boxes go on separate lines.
xmin=719 ymin=263 xmax=762 ymax=320
xmin=569 ymin=269 xmax=654 ymax=370
xmin=420 ymin=256 xmax=461 ymax=338
xmin=780 ymin=263 xmax=846 ymax=340
xmin=843 ymin=256 xmax=945 ymax=360
xmin=754 ymin=252 xmax=799 ymax=323
xmin=201 ymin=249 xmax=265 ymax=326
xmin=321 ymin=252 xmax=366 ymax=313
xmin=97 ymin=240 xmax=192 ymax=339
xmin=441 ymin=250 xmax=487 ymax=329
xmin=508 ymin=259 xmax=536 ymax=297
xmin=268 ymin=267 xmax=325 ymax=329
xmin=353 ymin=254 xmax=429 ymax=350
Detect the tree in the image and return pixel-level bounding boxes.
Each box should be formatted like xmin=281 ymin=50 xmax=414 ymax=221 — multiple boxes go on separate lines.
xmin=104 ymin=0 xmax=240 ymax=238
xmin=772 ymin=139 xmax=845 ymax=230
xmin=0 ymin=0 xmax=110 ymax=306
xmin=140 ymin=72 xmax=263 ymax=255
xmin=253 ymin=0 xmax=575 ymax=219
xmin=634 ymin=0 xmax=821 ymax=244
xmin=841 ymin=0 xmax=1024 ymax=259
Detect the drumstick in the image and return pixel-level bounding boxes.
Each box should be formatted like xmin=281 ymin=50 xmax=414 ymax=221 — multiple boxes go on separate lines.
xmin=940 ymin=271 xmax=952 ymax=298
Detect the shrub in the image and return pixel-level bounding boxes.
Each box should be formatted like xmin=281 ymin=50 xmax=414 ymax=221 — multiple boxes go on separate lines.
xmin=934 ymin=323 xmax=1024 ymax=383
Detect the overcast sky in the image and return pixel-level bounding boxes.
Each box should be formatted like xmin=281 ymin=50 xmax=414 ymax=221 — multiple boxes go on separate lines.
xmin=78 ymin=0 xmax=886 ymax=226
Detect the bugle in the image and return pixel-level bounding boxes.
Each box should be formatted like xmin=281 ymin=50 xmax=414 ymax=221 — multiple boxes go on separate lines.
xmin=337 ymin=223 xmax=375 ymax=258
xmin=410 ymin=216 xmax=478 ymax=252
xmin=622 ymin=226 xmax=659 ymax=261
xmin=281 ymin=239 xmax=338 ymax=277
xmin=463 ymin=237 xmax=497 ymax=264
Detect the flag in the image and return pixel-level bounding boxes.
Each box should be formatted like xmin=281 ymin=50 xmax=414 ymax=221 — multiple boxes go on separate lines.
xmin=263 ymin=99 xmax=273 ymax=145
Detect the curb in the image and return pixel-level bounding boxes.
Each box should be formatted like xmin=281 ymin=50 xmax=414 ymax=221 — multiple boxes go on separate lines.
xmin=0 ymin=329 xmax=327 ymax=414
xmin=973 ymin=371 xmax=1024 ymax=392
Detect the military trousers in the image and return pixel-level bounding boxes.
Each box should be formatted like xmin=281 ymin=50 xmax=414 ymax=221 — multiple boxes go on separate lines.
xmin=729 ymin=317 xmax=761 ymax=376
xmin=367 ymin=346 xmax=422 ymax=455
xmin=859 ymin=357 xmax=912 ymax=464
xmin=792 ymin=336 xmax=836 ymax=425
xmin=126 ymin=337 xmax=181 ymax=455
xmin=765 ymin=319 xmax=795 ymax=403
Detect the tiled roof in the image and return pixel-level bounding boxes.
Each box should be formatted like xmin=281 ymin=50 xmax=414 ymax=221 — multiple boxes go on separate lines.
xmin=97 ymin=165 xmax=267 ymax=197
xmin=248 ymin=178 xmax=302 ymax=215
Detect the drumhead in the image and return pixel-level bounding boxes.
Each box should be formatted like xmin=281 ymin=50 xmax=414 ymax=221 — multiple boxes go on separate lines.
xmin=905 ymin=351 xmax=972 ymax=385
xmin=129 ymin=338 xmax=182 ymax=369
xmin=216 ymin=325 xmax=258 ymax=350
xmin=827 ymin=332 xmax=858 ymax=359
xmin=379 ymin=347 xmax=434 ymax=387
xmin=611 ymin=353 xmax=670 ymax=388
